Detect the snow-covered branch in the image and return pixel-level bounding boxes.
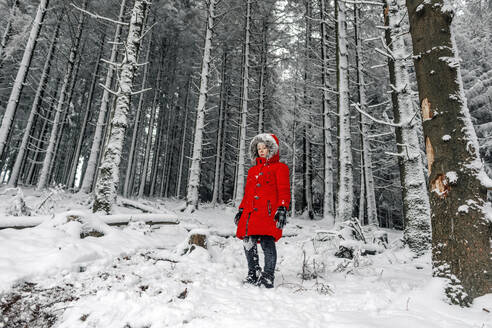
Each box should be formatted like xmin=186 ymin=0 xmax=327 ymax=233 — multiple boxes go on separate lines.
xmin=71 ymin=3 xmax=129 ymax=26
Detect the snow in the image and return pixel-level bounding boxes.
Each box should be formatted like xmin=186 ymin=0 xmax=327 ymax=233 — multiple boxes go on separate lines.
xmin=457 ymin=205 xmax=469 ymax=213
xmin=0 ymin=190 xmax=490 ymax=327
xmin=442 ymin=134 xmax=451 ymax=141
xmin=446 ymin=171 xmax=458 ymax=184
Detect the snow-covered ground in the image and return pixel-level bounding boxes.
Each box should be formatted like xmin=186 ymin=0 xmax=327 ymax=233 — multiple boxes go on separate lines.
xmin=0 ymin=188 xmax=490 ymax=328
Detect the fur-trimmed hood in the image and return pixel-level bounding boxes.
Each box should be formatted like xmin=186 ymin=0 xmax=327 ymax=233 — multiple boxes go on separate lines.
xmin=249 ymin=133 xmax=280 ymax=163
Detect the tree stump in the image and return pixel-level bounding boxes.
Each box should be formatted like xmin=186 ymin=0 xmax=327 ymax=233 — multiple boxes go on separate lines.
xmin=188 ymin=233 xmax=207 ymax=253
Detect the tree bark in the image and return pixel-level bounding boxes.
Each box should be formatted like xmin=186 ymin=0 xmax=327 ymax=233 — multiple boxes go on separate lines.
xmin=355 ymin=4 xmax=378 ymax=226
xmin=385 ymin=0 xmax=431 ymax=253
xmin=80 ymin=0 xmax=127 ymax=194
xmin=123 ymin=36 xmax=152 ymax=198
xmin=319 ymin=0 xmax=335 ymax=223
xmin=406 ymin=0 xmax=492 ymax=305
xmin=335 ymin=0 xmax=354 ymax=223
xmin=185 ymin=0 xmax=217 ymax=212
xmin=212 ymin=49 xmax=228 ymax=206
xmin=176 ymin=76 xmax=191 ymax=198
xmin=93 ymin=0 xmax=151 ymax=213
xmin=234 ymin=0 xmax=252 ymax=208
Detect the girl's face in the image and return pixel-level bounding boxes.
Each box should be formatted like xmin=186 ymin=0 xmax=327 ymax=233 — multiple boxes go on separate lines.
xmin=257 ymin=143 xmax=269 ymax=158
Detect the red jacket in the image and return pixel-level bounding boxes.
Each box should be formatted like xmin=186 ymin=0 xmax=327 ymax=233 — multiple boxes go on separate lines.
xmin=236 ymin=134 xmax=291 ymax=242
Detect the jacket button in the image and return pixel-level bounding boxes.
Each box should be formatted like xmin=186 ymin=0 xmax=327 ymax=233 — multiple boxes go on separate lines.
xmin=254 ymin=208 xmax=258 ymax=211
xmin=256 ymin=183 xmax=261 ymax=187
xmin=259 ymin=172 xmax=263 ymax=176
xmin=254 ymin=196 xmax=259 ymax=199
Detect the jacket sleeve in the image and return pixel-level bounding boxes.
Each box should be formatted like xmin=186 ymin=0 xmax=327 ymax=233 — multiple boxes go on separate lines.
xmin=275 ymin=163 xmax=291 ymax=210
xmin=238 ymin=168 xmax=253 ymax=210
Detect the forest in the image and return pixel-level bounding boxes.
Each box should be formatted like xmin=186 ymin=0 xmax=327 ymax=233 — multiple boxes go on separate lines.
xmin=0 ymin=0 xmax=491 ymax=326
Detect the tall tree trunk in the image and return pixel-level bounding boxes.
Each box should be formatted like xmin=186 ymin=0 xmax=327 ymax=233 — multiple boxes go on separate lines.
xmin=50 ymin=52 xmax=82 ymax=185
xmin=212 ymin=49 xmax=228 ymax=206
xmin=319 ymin=0 xmax=335 ymax=223
xmin=80 ymin=0 xmax=127 ymax=194
xmin=93 ymin=0 xmax=151 ymax=213
xmin=234 ymin=0 xmax=251 ymax=208
xmin=0 ymin=0 xmax=49 ymax=160
xmin=217 ymin=86 xmax=228 ymax=202
xmin=406 ymin=0 xmax=491 ymax=306
xmin=185 ymin=0 xmax=217 ymax=212
xmin=163 ymin=108 xmax=178 ymax=198
xmin=303 ymin=0 xmax=314 ymax=220
xmin=25 ymin=77 xmax=60 ymax=185
xmin=123 ymin=37 xmax=152 ymax=197
xmin=9 ymin=21 xmax=60 ymax=187
xmin=176 ymin=77 xmax=191 ymax=198
xmin=335 ymin=0 xmax=354 ymax=222
xmin=139 ymin=56 xmax=163 ymax=198
xmin=354 ymin=4 xmax=377 ymax=225
xmin=257 ymin=18 xmax=267 ymax=134
xmin=385 ymin=0 xmax=431 ymax=253
xmin=37 ymin=0 xmax=86 ymax=189
xmin=67 ymin=33 xmax=104 ymax=189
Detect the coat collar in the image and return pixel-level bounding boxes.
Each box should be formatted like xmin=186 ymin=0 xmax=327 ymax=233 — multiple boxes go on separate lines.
xmin=255 ymin=152 xmax=279 ymax=166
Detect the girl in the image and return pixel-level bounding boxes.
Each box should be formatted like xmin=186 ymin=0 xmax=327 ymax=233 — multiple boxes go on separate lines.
xmin=234 ymin=133 xmax=291 ymax=288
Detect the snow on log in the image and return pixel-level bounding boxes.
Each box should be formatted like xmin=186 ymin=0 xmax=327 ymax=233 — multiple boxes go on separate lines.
xmin=118 ymin=198 xmax=174 ymax=214
xmin=0 ymin=212 xmax=179 ymax=230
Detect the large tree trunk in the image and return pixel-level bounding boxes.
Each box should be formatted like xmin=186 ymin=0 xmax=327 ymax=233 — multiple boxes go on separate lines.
xmin=335 ymin=0 xmax=354 ymax=222
xmin=9 ymin=21 xmax=60 ymax=187
xmin=37 ymin=0 xmax=86 ymax=189
xmin=80 ymin=0 xmax=127 ymax=194
xmin=354 ymin=4 xmax=377 ymax=226
xmin=0 ymin=0 xmax=49 ymax=161
xmin=406 ymin=0 xmax=492 ymax=305
xmin=93 ymin=0 xmax=151 ymax=213
xmin=319 ymin=0 xmax=335 ymax=223
xmin=385 ymin=0 xmax=431 ymax=254
xmin=185 ymin=0 xmax=217 ymax=212
xmin=234 ymin=0 xmax=252 ymax=208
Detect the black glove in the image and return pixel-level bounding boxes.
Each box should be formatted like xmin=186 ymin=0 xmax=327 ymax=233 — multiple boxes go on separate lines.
xmin=234 ymin=208 xmax=243 ymax=226
xmin=274 ymin=206 xmax=287 ymax=229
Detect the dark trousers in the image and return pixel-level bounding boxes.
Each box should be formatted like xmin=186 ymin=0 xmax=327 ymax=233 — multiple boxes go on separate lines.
xmin=243 ymin=235 xmax=277 ymax=276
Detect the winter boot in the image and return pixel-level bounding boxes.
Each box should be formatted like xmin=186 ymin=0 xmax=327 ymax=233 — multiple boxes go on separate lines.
xmin=258 ymin=271 xmax=274 ymax=288
xmin=242 ymin=269 xmax=260 ymax=285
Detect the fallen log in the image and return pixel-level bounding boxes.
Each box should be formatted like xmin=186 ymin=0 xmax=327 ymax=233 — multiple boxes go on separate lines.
xmin=0 ymin=213 xmax=179 ymax=230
